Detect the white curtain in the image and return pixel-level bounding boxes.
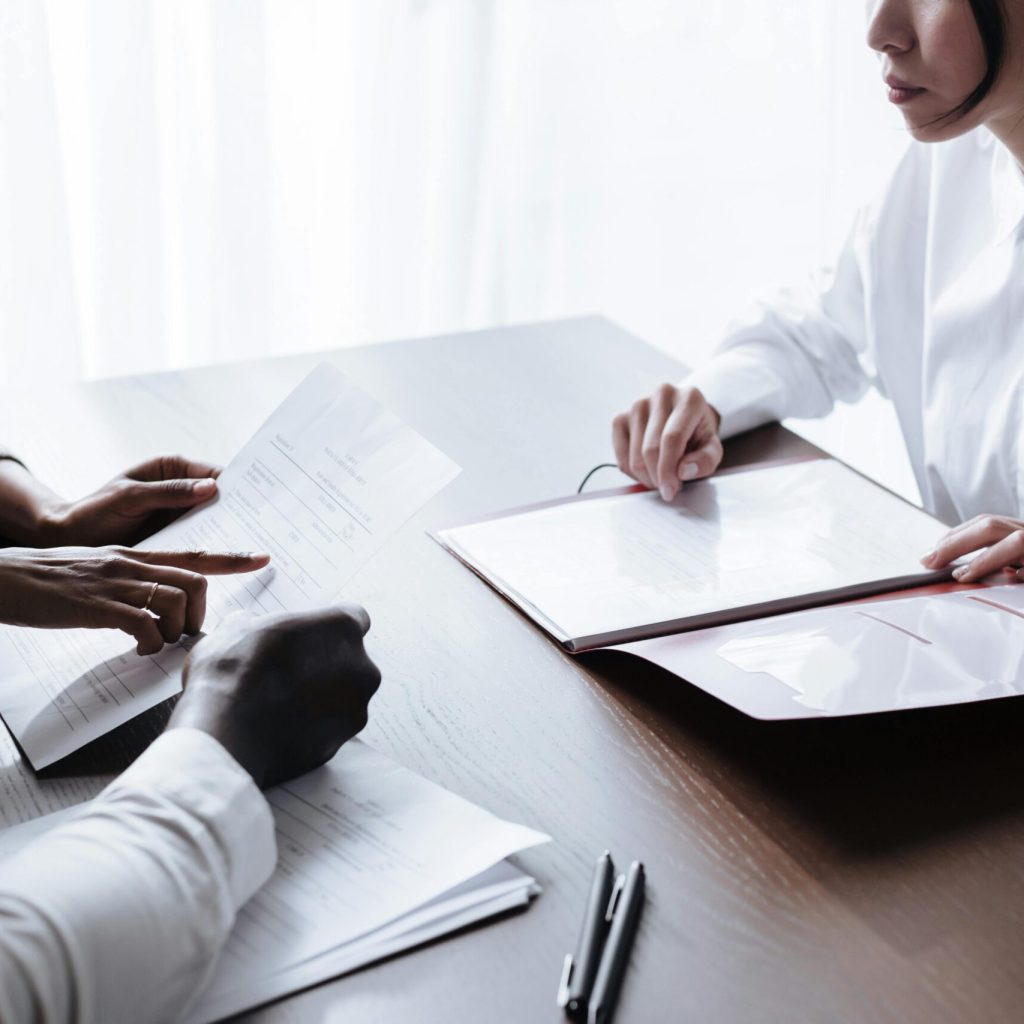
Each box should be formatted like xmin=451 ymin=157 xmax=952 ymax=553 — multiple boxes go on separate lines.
xmin=1 ymin=1 xmax=907 ymax=385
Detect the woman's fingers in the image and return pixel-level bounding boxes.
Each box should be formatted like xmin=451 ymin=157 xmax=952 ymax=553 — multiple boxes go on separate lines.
xmin=655 ymin=398 xmax=714 ymax=501
xmin=642 ymin=386 xmax=678 ymax=493
xmin=627 ymin=401 xmax=653 ymax=488
xmin=924 ymin=516 xmax=1018 ymax=569
xmin=613 ymin=385 xmax=722 ymax=500
xmin=130 ymin=549 xmax=270 ymax=576
xmin=116 ymin=578 xmax=192 ymax=642
xmin=612 ymin=413 xmax=631 ymax=476
xmin=124 ymin=454 xmax=223 ymax=483
xmin=953 ymin=529 xmax=1024 ymax=584
xmin=97 ymin=600 xmax=166 ymax=656
xmin=678 ymin=434 xmax=724 ymax=484
xmin=118 ymin=478 xmax=218 ymax=511
xmin=128 ymin=551 xmax=270 ymax=634
xmin=141 ymin=566 xmax=206 ymax=634
xmin=921 ymin=514 xmax=996 ymax=566
xmin=147 ymin=583 xmax=188 ymax=643
xmin=104 ymin=549 xmax=270 ymax=642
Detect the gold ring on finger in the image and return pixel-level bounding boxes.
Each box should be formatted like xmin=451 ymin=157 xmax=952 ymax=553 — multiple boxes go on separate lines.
xmin=143 ymin=581 xmax=160 ymax=613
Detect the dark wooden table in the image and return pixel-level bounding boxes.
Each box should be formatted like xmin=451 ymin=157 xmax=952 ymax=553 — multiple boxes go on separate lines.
xmin=7 ymin=316 xmax=1024 ymax=1023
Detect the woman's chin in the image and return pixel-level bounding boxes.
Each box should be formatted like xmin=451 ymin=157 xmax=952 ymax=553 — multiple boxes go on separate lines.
xmin=903 ymin=106 xmax=980 ymax=145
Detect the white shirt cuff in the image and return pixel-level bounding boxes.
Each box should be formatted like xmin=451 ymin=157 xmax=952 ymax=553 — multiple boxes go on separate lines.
xmin=685 ymin=349 xmax=788 ymax=439
xmin=100 ymin=727 xmax=277 ymax=907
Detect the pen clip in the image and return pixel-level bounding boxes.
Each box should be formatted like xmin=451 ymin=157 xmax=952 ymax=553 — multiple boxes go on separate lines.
xmin=557 ymin=953 xmax=574 ymax=1008
xmin=605 ymin=873 xmax=626 ymax=922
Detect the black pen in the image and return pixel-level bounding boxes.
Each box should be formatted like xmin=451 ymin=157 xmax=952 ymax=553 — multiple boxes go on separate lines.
xmin=586 ymin=861 xmax=645 ymax=1024
xmin=558 ymin=851 xmax=616 ymax=1017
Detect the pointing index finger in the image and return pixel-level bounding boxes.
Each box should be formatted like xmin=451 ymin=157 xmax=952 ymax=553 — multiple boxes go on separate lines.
xmin=132 ymin=550 xmax=272 ymax=575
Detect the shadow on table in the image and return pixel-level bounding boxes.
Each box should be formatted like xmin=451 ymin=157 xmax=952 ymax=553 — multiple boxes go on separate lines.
xmin=32 ymin=696 xmax=179 ymax=780
xmin=581 ymin=648 xmax=1024 ymax=859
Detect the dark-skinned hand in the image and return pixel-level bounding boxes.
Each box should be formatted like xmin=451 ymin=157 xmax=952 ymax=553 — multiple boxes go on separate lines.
xmin=36 ymin=455 xmax=225 ymax=547
xmin=168 ymin=606 xmax=381 ymax=788
xmin=0 ymin=546 xmax=270 ymax=655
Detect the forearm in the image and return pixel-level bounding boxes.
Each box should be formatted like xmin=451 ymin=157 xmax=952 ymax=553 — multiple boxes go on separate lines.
xmin=687 ymin=205 xmax=875 ymax=440
xmin=0 ymin=729 xmax=276 ymax=1024
xmin=0 ymin=454 xmax=65 ymax=546
xmin=685 ymin=302 xmax=873 ymax=439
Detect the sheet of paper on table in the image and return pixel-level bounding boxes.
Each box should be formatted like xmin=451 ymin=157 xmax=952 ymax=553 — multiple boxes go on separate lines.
xmin=0 ymin=738 xmax=550 ymax=1022
xmin=437 ymin=459 xmax=951 ymax=652
xmin=612 ymin=582 xmax=1024 ymax=718
xmin=0 ymin=363 xmax=461 ymax=768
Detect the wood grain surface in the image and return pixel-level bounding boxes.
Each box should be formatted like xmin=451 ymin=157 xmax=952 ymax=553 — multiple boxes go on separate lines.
xmin=4 ymin=317 xmax=1024 ymax=1024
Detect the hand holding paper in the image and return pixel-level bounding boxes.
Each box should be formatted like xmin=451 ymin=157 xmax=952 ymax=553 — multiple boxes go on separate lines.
xmin=0 ymin=363 xmax=460 ymax=769
xmin=33 ymin=454 xmax=228 ymax=547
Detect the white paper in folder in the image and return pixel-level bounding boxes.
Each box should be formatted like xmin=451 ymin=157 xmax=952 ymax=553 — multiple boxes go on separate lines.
xmin=0 ymin=364 xmax=460 ymax=768
xmin=438 ymin=458 xmax=950 ymax=651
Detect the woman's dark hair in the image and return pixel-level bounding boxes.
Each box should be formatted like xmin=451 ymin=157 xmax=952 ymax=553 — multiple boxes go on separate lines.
xmin=946 ymin=0 xmax=1007 ymax=121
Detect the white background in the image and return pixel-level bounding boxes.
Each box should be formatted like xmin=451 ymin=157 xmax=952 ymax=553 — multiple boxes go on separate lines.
xmin=0 ymin=1 xmax=916 ymax=496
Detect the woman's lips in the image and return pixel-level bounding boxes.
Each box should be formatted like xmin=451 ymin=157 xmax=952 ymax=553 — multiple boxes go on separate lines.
xmin=888 ymin=85 xmax=926 ymax=105
xmin=885 ymin=75 xmax=926 ymax=106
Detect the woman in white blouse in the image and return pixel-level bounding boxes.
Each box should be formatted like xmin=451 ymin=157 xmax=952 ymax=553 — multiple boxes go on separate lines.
xmin=613 ymin=0 xmax=1024 ymax=587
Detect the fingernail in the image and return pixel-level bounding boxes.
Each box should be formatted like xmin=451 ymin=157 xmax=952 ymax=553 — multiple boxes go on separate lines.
xmin=193 ymin=478 xmax=216 ymax=493
xmin=920 ymin=549 xmax=936 ymax=566
xmin=681 ymin=463 xmax=699 ymax=481
xmin=659 ymin=485 xmax=673 ymax=502
xmin=953 ymin=566 xmax=968 ymax=580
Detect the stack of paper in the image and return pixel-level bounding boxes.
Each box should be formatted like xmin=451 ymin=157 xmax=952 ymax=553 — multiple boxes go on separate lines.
xmin=0 ymin=733 xmax=549 ymax=1022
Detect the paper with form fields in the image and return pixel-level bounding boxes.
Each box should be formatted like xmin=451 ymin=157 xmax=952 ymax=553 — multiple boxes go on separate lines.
xmin=0 ymin=738 xmax=549 ymax=1023
xmin=0 ymin=720 xmax=111 ymax=834
xmin=613 ymin=582 xmax=1024 ymax=719
xmin=438 ymin=459 xmax=951 ymax=652
xmin=0 ymin=364 xmax=460 ymax=768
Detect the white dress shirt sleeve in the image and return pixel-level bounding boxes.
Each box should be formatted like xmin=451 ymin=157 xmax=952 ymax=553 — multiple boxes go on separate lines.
xmin=0 ymin=727 xmax=277 ymax=1024
xmin=686 ymin=204 xmax=879 ymax=439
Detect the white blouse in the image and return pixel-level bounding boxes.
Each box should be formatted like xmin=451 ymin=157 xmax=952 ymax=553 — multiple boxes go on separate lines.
xmin=688 ymin=127 xmax=1024 ymax=527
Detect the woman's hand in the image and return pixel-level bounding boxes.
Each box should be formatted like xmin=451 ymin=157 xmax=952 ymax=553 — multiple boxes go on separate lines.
xmin=922 ymin=514 xmax=1024 ymax=584
xmin=38 ymin=455 xmax=224 ymax=547
xmin=612 ymin=384 xmax=724 ymax=501
xmin=0 ymin=546 xmax=270 ymax=655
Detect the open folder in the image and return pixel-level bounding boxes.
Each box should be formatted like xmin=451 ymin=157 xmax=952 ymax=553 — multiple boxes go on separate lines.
xmin=435 ymin=458 xmax=1024 ymax=719
xmin=437 ymin=458 xmax=953 ymax=652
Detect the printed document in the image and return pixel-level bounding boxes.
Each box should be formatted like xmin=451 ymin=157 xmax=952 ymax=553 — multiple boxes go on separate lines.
xmin=0 ymin=364 xmax=460 ymax=768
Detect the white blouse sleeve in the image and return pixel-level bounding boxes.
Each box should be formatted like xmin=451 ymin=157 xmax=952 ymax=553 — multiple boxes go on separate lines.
xmin=0 ymin=727 xmax=277 ymax=1024
xmin=686 ymin=205 xmax=879 ymax=439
